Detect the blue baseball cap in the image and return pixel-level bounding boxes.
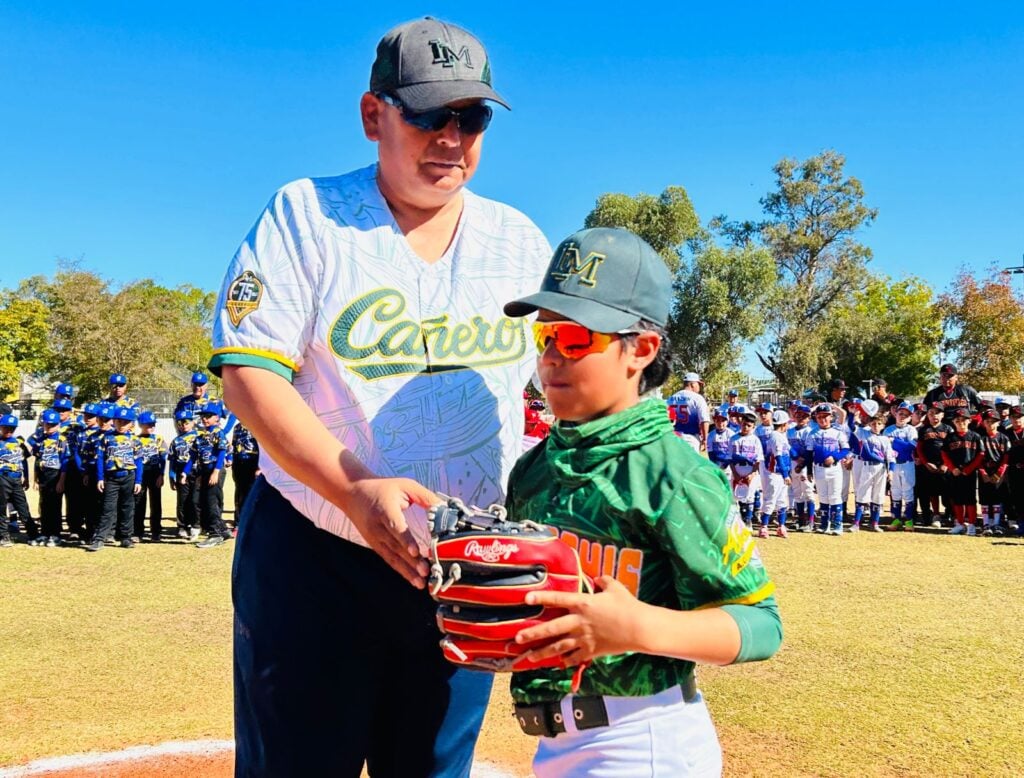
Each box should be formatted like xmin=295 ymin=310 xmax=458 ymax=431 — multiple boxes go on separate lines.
xmin=200 ymin=401 xmax=223 ymax=417
xmin=52 ymin=397 xmax=73 ymax=412
xmin=0 ymin=414 xmax=18 ymax=427
xmin=174 ymin=409 xmax=194 ymax=421
xmin=793 ymin=402 xmax=812 ymax=414
xmin=83 ymin=403 xmax=99 ymax=416
xmin=191 ymin=371 xmax=208 ymax=385
xmin=814 ymin=403 xmax=833 ymax=415
xmin=757 ymin=402 xmax=774 ymax=412
xmin=40 ymin=409 xmax=60 ymax=425
xmin=113 ymin=407 xmax=137 ymax=422
xmin=95 ymin=403 xmax=116 ymax=420
xmin=728 ymin=388 xmax=739 ymax=397
xmin=109 ymin=373 xmax=128 ymax=386
xmin=55 ymin=383 xmax=75 ymax=397
xmin=896 ymin=401 xmax=914 ymax=414
xmin=138 ymin=411 xmax=157 ymax=425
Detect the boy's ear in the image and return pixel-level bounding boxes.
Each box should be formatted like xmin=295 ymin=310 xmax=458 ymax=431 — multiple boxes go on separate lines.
xmin=626 ymin=331 xmax=661 ymax=372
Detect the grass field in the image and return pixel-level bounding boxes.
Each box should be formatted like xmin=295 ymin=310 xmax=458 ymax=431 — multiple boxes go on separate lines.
xmin=1 ymin=494 xmax=1023 ymax=776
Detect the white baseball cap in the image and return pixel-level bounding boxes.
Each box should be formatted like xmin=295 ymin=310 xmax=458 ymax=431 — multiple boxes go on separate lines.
xmin=860 ymin=399 xmax=880 ymax=417
xmin=683 ymin=372 xmax=702 ymax=383
xmin=771 ymin=410 xmax=790 ymax=426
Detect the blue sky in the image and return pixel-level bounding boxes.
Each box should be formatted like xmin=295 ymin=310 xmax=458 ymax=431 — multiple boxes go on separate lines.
xmin=2 ymin=3 xmax=1022 ymax=373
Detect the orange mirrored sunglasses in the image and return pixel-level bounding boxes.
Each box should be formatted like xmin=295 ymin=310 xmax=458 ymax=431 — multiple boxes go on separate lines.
xmin=531 ymin=321 xmax=638 ymax=359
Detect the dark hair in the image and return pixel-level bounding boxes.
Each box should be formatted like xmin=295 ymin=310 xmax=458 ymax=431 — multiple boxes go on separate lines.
xmin=623 ymin=320 xmax=673 ymax=394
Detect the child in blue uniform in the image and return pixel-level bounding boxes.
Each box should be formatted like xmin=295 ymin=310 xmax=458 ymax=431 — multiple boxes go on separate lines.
xmin=30 ymin=409 xmax=69 ymax=546
xmin=502 ymin=228 xmax=782 ymax=777
xmin=0 ymin=414 xmax=36 ymax=546
xmin=706 ymin=409 xmax=732 ymax=470
xmin=169 ymin=409 xmax=200 ymax=540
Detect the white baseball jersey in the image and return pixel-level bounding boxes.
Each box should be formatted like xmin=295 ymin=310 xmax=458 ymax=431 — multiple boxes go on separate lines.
xmin=211 ymin=164 xmax=551 ymax=548
xmin=668 ymin=389 xmax=710 ymax=437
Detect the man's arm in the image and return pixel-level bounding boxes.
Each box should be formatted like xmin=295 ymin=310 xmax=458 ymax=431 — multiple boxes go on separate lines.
xmin=221 ymin=365 xmax=436 ymax=587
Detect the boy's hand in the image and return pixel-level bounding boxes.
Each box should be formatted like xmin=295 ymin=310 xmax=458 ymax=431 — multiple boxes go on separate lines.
xmin=515 ymin=576 xmax=646 ymax=666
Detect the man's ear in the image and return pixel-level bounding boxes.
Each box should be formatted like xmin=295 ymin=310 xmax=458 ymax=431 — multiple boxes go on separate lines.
xmin=360 ymin=92 xmax=382 ymax=141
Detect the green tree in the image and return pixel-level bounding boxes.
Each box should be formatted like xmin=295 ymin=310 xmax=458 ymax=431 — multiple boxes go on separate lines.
xmin=720 ymin=150 xmax=878 ymax=393
xmin=823 ymin=275 xmax=941 ymax=397
xmin=939 ymin=268 xmax=1024 ymax=392
xmin=584 ymin=187 xmax=699 ymax=273
xmin=0 ymin=296 xmax=52 ymax=397
xmin=584 ymin=187 xmax=778 ymax=390
xmin=13 ymin=262 xmax=217 ymax=400
xmin=670 ymin=240 xmax=778 ymax=392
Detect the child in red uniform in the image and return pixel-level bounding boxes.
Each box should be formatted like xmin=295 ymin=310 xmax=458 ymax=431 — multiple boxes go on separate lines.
xmin=941 ymin=409 xmax=984 ymax=535
xmin=976 ymin=410 xmax=1010 ymax=536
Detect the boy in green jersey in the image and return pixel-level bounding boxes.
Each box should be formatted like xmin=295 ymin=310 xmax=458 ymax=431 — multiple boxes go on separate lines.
xmin=502 ymin=227 xmax=783 ymax=777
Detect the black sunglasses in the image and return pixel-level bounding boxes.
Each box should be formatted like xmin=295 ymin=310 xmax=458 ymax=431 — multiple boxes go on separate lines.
xmin=377 ymin=93 xmax=492 ymax=134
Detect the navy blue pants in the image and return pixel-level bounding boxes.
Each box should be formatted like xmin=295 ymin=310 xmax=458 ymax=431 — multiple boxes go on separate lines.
xmin=232 ymin=477 xmax=493 ymax=777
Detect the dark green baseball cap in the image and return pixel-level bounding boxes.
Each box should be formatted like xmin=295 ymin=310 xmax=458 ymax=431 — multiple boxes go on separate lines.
xmin=370 ymin=18 xmax=509 ymax=112
xmin=504 ymin=228 xmax=672 ymax=331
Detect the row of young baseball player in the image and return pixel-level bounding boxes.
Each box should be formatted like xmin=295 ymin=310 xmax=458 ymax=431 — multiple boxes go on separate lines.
xmin=701 ymin=399 xmax=1024 ymax=538
xmin=0 ymin=372 xmax=260 ymax=550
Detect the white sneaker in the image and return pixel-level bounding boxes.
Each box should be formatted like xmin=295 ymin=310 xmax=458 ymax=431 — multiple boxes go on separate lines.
xmin=800 ymin=523 xmax=814 ymax=533
xmin=967 ymin=524 xmax=977 ymax=536
xmin=849 ymin=523 xmax=860 ymax=533
xmin=45 ymin=536 xmax=57 ymax=547
xmin=177 ymin=528 xmax=189 ymax=540
xmin=931 ymin=519 xmax=942 ymax=529
xmin=189 ymin=527 xmax=200 ymax=540
xmin=872 ymin=523 xmax=884 ymax=533
xmin=950 ymin=523 xmax=966 ymax=535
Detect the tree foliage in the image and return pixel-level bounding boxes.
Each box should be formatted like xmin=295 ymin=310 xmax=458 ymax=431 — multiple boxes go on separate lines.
xmin=670 ymin=240 xmax=778 ymax=392
xmin=719 ymin=150 xmax=878 ymax=393
xmin=584 ymin=187 xmax=778 ymax=391
xmin=584 ymin=187 xmax=700 ymax=273
xmin=823 ymin=275 xmax=941 ymax=397
xmin=10 ymin=261 xmax=217 ymax=400
xmin=938 ymin=268 xmax=1024 ymax=392
xmin=0 ymin=296 xmax=52 ymax=397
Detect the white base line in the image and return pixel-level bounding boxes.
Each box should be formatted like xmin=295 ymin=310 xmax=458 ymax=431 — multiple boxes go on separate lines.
xmin=0 ymin=741 xmax=524 ymax=778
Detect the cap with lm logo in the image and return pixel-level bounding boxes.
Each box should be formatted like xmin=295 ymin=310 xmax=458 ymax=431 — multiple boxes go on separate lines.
xmin=370 ymin=17 xmax=508 ymax=112
xmin=503 ymin=227 xmax=672 ymax=332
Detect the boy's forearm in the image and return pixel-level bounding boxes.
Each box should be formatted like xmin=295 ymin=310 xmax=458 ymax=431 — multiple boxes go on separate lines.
xmin=632 ymin=603 xmax=742 ymax=666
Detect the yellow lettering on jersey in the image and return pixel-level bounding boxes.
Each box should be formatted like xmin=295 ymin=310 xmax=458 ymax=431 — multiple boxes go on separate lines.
xmin=554 ymin=530 xmax=642 ymax=597
xmin=721 ymin=517 xmax=755 ymax=577
xmin=329 ymin=288 xmax=528 ymax=380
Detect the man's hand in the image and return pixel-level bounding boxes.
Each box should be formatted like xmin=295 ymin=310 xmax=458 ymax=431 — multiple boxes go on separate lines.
xmin=823 ymin=456 xmax=835 ymax=467
xmin=98 ymin=480 xmax=105 ymax=493
xmin=208 ymin=470 xmax=220 ymax=487
xmin=340 ymin=477 xmax=438 ymax=589
xmin=514 ymin=576 xmax=645 ymax=666
xmin=179 ymin=473 xmax=187 ymax=485
xmin=133 ymin=483 xmax=142 ymax=495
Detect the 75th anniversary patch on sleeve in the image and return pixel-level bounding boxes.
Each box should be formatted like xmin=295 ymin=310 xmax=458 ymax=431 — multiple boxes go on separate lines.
xmin=226 ymin=270 xmax=264 ymax=327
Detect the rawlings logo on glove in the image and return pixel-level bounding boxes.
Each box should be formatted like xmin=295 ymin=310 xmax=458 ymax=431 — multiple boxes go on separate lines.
xmin=427 ymin=495 xmax=594 ymax=691
xmin=464 ymin=539 xmax=520 ymax=562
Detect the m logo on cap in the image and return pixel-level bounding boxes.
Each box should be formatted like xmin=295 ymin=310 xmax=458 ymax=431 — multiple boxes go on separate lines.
xmin=429 ymin=40 xmax=473 ymax=69
xmin=550 ymin=245 xmax=605 ymax=287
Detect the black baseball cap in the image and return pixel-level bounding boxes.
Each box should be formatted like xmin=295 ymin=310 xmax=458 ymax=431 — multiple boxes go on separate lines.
xmin=940 ymin=363 xmax=958 ymax=376
xmin=504 ymin=228 xmax=672 ymax=331
xmin=951 ymin=408 xmax=970 ymax=419
xmin=982 ymin=410 xmax=1000 ymax=421
xmin=370 ymin=18 xmax=509 ymax=112
xmin=829 ymin=379 xmax=847 ymax=390
xmin=1010 ymin=406 xmax=1024 ymax=418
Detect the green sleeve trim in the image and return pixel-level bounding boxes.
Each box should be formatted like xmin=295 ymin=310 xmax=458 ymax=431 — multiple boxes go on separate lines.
xmin=722 ymin=595 xmax=783 ymax=663
xmin=208 ymin=353 xmax=294 ymax=382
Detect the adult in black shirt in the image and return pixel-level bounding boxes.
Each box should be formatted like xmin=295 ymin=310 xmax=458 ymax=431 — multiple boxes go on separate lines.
xmin=923 ymin=363 xmax=982 ymax=423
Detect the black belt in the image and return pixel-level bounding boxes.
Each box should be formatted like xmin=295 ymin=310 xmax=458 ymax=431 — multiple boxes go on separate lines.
xmin=105 ymin=469 xmax=133 ymax=477
xmin=816 ymin=461 xmax=838 ymax=468
xmin=514 ymin=676 xmax=698 ymax=738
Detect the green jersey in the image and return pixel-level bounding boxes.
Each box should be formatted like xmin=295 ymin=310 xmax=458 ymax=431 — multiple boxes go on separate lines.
xmin=507 ymin=398 xmax=775 ymax=704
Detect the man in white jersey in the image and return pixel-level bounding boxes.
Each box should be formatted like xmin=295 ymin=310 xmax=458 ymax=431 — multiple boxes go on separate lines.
xmin=210 ymin=19 xmax=550 ymax=777
xmin=667 ymin=371 xmax=710 ymax=451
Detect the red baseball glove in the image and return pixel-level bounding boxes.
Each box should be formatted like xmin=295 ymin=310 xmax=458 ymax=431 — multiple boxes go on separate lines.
xmin=427 ymin=495 xmax=593 ymax=690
